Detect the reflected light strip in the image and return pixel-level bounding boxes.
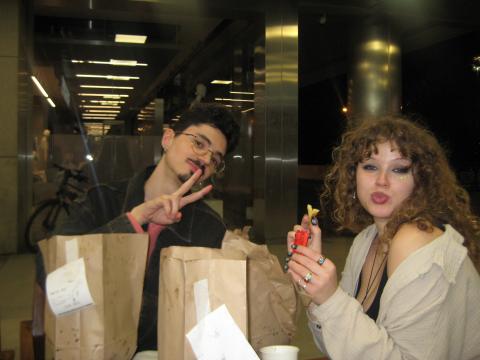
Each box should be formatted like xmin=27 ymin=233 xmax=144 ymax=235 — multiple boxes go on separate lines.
xmin=31 ymin=76 xmax=49 ymax=97
xmin=76 ymin=74 xmax=139 ymax=80
xmin=241 ymin=107 xmax=254 ymax=113
xmin=80 ymin=85 xmax=134 ymax=90
xmin=214 ymin=97 xmax=254 ymax=103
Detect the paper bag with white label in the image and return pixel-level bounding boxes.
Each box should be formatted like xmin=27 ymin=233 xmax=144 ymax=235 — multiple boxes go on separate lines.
xmin=38 ymin=233 xmax=148 ymax=360
xmin=221 ymin=231 xmax=300 ymax=351
xmin=157 ymin=246 xmax=247 ymax=360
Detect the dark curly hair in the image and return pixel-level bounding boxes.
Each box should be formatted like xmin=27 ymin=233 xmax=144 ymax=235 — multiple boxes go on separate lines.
xmin=171 ymin=103 xmax=240 ymax=154
xmin=321 ymin=116 xmax=479 ymax=266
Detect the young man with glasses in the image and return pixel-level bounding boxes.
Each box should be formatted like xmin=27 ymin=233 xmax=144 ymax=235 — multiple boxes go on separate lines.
xmin=35 ymin=103 xmax=240 ymax=354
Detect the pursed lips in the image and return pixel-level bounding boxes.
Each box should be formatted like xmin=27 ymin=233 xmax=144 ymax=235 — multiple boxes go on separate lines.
xmin=371 ymin=191 xmax=390 ymax=204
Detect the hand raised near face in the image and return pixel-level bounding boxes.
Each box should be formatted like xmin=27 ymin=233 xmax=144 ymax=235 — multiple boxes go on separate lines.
xmin=130 ymin=169 xmax=212 ymax=226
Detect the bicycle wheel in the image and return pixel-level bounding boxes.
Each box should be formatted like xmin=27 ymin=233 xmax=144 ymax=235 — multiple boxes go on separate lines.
xmin=25 ymin=199 xmax=68 ymax=251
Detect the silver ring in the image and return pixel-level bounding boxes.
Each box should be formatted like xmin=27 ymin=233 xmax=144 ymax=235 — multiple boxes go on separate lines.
xmin=304 ymin=272 xmax=313 ymax=283
xmin=317 ymin=256 xmax=326 ymax=265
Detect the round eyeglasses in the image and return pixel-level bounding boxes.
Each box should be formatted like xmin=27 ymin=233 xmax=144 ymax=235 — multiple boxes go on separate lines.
xmin=177 ymin=132 xmax=225 ymax=173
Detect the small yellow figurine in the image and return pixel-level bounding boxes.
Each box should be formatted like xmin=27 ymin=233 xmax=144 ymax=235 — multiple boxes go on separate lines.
xmin=307 ymin=204 xmax=319 ymax=223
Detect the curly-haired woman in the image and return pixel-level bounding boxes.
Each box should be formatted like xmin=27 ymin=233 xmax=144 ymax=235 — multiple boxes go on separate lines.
xmin=286 ymin=117 xmax=480 ymax=359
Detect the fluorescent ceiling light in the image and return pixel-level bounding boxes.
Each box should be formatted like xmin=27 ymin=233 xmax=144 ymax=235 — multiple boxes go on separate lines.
xmin=241 ymin=107 xmax=254 ymax=113
xmin=47 ymin=98 xmax=56 ymax=108
xmin=211 ymin=80 xmax=232 ymax=85
xmin=78 ymin=93 xmax=129 ymax=98
xmin=76 ymin=74 xmax=139 ymax=81
xmin=89 ymin=100 xmax=125 ymax=104
xmin=214 ymin=97 xmax=254 ymax=103
xmin=31 ymin=76 xmax=49 ymax=97
xmin=82 ymin=115 xmax=117 ymax=119
xmin=80 ymin=105 xmax=121 ymax=109
xmin=80 ymin=85 xmax=134 ymax=90
xmin=115 ymin=34 xmax=147 ymax=44
xmin=84 ymin=109 xmax=120 ymax=113
xmin=71 ymin=59 xmax=148 ymax=66
xmin=230 ymin=91 xmax=254 ymax=95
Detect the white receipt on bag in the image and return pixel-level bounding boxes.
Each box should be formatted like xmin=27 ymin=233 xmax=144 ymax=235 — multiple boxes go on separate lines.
xmin=46 ymin=257 xmax=94 ymax=316
xmin=186 ymin=304 xmax=259 ymax=360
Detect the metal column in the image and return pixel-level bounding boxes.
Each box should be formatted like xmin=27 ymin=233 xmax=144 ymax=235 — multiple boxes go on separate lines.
xmin=253 ymin=1 xmax=298 ymax=244
xmin=348 ymin=17 xmax=401 ymax=122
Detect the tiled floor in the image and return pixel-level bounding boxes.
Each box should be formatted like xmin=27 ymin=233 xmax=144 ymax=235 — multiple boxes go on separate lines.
xmin=0 ymin=235 xmax=352 ymax=360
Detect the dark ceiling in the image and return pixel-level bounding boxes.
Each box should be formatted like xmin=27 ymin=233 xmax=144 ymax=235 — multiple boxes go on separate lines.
xmin=32 ymin=0 xmax=480 ymax=134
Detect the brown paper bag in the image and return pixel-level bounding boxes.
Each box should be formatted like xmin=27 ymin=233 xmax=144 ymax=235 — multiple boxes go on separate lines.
xmin=157 ymin=246 xmax=247 ymax=360
xmin=222 ymin=231 xmax=299 ymax=351
xmin=39 ymin=233 xmax=148 ymax=360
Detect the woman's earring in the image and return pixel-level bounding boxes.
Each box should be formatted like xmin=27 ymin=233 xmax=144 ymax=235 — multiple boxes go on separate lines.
xmin=352 ymin=191 xmax=356 ymax=200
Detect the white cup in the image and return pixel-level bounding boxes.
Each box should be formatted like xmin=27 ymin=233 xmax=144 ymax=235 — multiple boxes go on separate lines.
xmin=259 ymin=345 xmax=299 ymax=360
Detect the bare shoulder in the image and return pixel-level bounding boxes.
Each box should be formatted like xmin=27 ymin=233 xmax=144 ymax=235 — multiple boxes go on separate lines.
xmin=387 ymin=222 xmax=444 ymax=276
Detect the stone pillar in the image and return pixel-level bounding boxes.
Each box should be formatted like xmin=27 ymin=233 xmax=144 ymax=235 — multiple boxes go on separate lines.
xmin=0 ymin=0 xmax=32 ymax=253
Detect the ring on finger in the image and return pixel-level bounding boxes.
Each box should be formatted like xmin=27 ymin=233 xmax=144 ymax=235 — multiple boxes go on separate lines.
xmin=304 ymin=272 xmax=313 ymax=283
xmin=317 ymin=255 xmax=326 ymax=266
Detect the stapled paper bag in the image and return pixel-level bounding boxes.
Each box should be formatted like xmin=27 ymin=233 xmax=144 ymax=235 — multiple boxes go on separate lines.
xmin=157 ymin=246 xmax=247 ymax=360
xmin=222 ymin=231 xmax=299 ymax=351
xmin=39 ymin=233 xmax=148 ymax=360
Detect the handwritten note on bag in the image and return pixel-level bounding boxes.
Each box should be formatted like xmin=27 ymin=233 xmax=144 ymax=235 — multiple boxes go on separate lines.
xmin=46 ymin=257 xmax=94 ymax=316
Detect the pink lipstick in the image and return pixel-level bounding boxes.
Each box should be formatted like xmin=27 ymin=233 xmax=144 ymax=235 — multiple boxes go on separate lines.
xmin=371 ymin=192 xmax=389 ymax=204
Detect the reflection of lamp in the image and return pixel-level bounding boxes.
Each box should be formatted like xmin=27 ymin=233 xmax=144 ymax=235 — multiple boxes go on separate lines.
xmin=473 ymin=56 xmax=480 ymax=73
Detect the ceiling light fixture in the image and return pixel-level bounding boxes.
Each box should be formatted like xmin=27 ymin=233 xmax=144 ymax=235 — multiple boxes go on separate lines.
xmin=80 ymin=85 xmax=134 ymax=90
xmin=84 ymin=109 xmax=120 ymax=113
xmin=211 ymin=80 xmax=232 ymax=85
xmin=78 ymin=93 xmax=129 ymax=98
xmin=214 ymin=97 xmax=254 ymax=103
xmin=229 ymin=91 xmax=254 ymax=95
xmin=115 ymin=34 xmax=147 ymax=44
xmin=80 ymin=105 xmax=121 ymax=109
xmin=31 ymin=76 xmax=49 ymax=97
xmin=47 ymin=98 xmax=56 ymax=108
xmin=31 ymin=76 xmax=56 ymax=108
xmin=76 ymin=74 xmax=139 ymax=81
xmin=71 ymin=59 xmax=148 ymax=67
xmin=88 ymin=100 xmax=125 ymax=104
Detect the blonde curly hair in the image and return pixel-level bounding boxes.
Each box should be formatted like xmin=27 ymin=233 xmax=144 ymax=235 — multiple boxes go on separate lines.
xmin=321 ymin=116 xmax=479 ymax=266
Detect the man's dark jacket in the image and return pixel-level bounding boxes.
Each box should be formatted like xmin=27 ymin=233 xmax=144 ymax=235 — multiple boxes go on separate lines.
xmin=37 ymin=166 xmax=226 ymax=352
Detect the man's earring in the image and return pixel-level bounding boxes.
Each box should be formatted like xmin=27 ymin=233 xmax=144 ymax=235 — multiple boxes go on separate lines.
xmin=352 ymin=191 xmax=356 ymax=200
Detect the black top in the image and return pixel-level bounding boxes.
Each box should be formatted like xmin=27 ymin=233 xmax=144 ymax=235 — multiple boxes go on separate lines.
xmin=355 ymin=266 xmax=389 ymax=321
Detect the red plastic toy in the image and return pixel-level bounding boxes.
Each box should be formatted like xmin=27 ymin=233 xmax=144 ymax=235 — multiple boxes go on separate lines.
xmin=293 ymin=230 xmax=309 ymax=253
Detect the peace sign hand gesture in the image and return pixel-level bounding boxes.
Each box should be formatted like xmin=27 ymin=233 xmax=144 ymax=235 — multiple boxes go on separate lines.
xmin=130 ymin=169 xmax=212 ymax=226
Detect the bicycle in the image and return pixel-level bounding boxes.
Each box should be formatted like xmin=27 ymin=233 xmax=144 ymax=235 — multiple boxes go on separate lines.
xmin=25 ymin=164 xmax=89 ymax=252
